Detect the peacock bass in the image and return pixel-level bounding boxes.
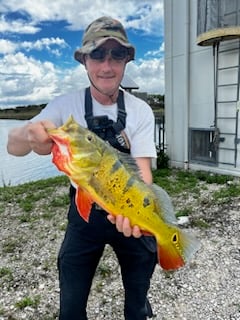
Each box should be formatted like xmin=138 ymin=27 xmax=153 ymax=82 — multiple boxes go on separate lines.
xmin=47 ymin=116 xmax=200 ymax=271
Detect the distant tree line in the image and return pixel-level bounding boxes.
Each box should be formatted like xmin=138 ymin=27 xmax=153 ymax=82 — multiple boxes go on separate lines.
xmin=0 ymin=104 xmax=46 ymax=113
xmin=0 ymin=94 xmax=164 ymax=120
xmin=0 ymin=104 xmax=47 ymax=120
xmin=147 ymin=94 xmax=164 ymax=108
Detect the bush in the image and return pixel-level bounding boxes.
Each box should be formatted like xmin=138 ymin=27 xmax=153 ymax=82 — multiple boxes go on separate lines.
xmin=156 ymin=151 xmax=169 ymax=169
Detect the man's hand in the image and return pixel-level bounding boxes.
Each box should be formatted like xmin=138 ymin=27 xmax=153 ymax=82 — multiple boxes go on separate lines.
xmin=7 ymin=120 xmax=56 ymax=156
xmin=107 ymin=214 xmax=142 ymax=238
xmin=27 ymin=121 xmax=56 ymax=155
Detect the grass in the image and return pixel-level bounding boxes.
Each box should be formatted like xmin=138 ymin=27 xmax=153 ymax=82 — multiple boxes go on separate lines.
xmin=15 ymin=295 xmax=41 ymax=310
xmin=0 ymin=175 xmax=69 ymax=216
xmin=191 ymin=218 xmax=210 ymax=228
xmin=175 ymin=207 xmax=193 ymax=218
xmin=1 ymin=168 xmax=239 ymax=218
xmin=2 ymin=238 xmax=24 ymax=254
xmin=0 ymin=175 xmax=68 ymax=202
xmin=212 ymin=182 xmax=240 ymax=203
xmin=153 ymin=168 xmax=201 ymax=195
xmin=0 ymin=267 xmax=13 ymax=281
xmin=152 ymin=168 xmax=240 ymax=228
xmin=153 ymin=168 xmax=238 ymax=199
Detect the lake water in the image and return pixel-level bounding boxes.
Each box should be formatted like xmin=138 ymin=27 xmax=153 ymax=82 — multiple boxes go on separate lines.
xmin=0 ymin=119 xmax=62 ymax=187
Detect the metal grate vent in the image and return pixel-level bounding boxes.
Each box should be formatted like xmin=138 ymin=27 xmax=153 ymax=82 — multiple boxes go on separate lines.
xmin=189 ymin=128 xmax=218 ymax=164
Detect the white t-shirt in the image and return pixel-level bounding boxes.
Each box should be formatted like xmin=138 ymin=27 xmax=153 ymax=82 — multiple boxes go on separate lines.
xmin=32 ymin=88 xmax=157 ymax=158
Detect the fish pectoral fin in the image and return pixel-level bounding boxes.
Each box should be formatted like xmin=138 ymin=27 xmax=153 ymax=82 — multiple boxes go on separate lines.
xmin=75 ymin=187 xmax=93 ymax=222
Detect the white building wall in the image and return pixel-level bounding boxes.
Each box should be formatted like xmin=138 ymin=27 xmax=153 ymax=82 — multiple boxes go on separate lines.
xmin=164 ymin=0 xmax=240 ymax=176
xmin=164 ymin=0 xmax=190 ymax=166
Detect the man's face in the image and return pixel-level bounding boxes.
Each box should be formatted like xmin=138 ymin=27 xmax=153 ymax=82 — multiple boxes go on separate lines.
xmin=85 ymin=40 xmax=129 ymax=97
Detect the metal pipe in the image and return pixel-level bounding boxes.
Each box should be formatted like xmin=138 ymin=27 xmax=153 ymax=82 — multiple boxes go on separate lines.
xmin=183 ymin=0 xmax=190 ymax=169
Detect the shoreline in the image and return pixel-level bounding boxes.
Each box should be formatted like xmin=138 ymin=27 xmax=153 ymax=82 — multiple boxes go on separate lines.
xmin=0 ymin=105 xmax=44 ymax=120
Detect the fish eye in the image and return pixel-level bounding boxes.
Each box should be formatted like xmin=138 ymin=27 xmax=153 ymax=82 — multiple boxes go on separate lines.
xmin=86 ymin=134 xmax=94 ymax=142
xmin=172 ymin=233 xmax=178 ymax=243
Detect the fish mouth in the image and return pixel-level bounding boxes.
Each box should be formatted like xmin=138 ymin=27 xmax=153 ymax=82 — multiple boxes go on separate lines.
xmin=47 ymin=130 xmax=73 ymax=175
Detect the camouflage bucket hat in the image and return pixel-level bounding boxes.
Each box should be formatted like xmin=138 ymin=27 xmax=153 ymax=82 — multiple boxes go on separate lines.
xmin=74 ymin=16 xmax=135 ymax=64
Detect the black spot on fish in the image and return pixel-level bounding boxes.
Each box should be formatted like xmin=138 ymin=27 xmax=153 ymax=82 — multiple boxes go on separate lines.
xmin=110 ymin=160 xmax=121 ymax=174
xmin=143 ymin=197 xmax=150 ymax=207
xmin=123 ymin=177 xmax=135 ymax=194
xmin=126 ymin=176 xmax=135 ymax=188
xmin=125 ymin=198 xmax=134 ymax=208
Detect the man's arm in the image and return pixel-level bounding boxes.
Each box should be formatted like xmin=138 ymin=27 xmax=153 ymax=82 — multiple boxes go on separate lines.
xmin=135 ymin=157 xmax=153 ymax=185
xmin=7 ymin=120 xmax=56 ymax=156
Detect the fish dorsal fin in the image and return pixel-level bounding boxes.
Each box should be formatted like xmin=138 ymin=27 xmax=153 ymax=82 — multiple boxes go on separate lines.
xmin=151 ymin=183 xmax=177 ymax=224
xmin=75 ymin=187 xmax=94 ymax=222
xmin=104 ymin=143 xmax=140 ymax=178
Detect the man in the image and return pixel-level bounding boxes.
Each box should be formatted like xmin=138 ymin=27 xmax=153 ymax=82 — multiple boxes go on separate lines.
xmin=7 ymin=16 xmax=157 ymax=320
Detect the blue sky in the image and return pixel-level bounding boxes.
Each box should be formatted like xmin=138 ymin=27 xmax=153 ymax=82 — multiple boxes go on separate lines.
xmin=0 ymin=0 xmax=164 ymax=109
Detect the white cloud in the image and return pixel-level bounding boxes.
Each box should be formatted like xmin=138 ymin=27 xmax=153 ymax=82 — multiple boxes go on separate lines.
xmin=0 ymin=0 xmax=164 ymax=35
xmin=58 ymin=65 xmax=89 ymax=93
xmin=0 ymin=39 xmax=17 ymax=54
xmin=0 ymin=15 xmax=40 ymax=34
xmin=123 ymin=1 xmax=164 ymax=36
xmin=126 ymin=58 xmax=164 ymax=94
xmin=21 ymin=37 xmax=68 ymax=52
xmin=0 ymin=53 xmax=60 ymax=107
xmin=0 ymin=37 xmax=68 ymax=56
xmin=145 ymin=42 xmax=165 ymax=58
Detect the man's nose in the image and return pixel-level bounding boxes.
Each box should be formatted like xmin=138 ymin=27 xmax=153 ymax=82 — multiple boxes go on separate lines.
xmin=100 ymin=55 xmax=114 ymax=67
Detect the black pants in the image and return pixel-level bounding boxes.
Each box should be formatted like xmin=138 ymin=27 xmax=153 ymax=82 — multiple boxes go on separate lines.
xmin=58 ymin=190 xmax=157 ymax=320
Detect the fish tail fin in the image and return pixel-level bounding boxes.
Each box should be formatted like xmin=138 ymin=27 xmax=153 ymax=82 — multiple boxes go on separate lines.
xmin=157 ymin=228 xmax=201 ymax=271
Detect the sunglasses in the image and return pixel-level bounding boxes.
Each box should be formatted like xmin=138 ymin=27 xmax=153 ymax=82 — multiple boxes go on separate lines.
xmin=89 ymin=47 xmax=129 ymax=61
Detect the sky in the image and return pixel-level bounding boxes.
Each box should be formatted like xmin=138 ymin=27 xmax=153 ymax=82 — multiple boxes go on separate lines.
xmin=0 ymin=0 xmax=164 ymax=109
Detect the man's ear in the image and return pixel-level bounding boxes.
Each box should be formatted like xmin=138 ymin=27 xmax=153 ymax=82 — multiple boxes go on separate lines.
xmin=82 ymin=55 xmax=87 ymax=67
xmin=82 ymin=56 xmax=87 ymax=70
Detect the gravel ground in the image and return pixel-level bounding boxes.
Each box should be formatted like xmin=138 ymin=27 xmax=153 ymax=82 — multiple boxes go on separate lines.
xmin=0 ymin=179 xmax=240 ymax=320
